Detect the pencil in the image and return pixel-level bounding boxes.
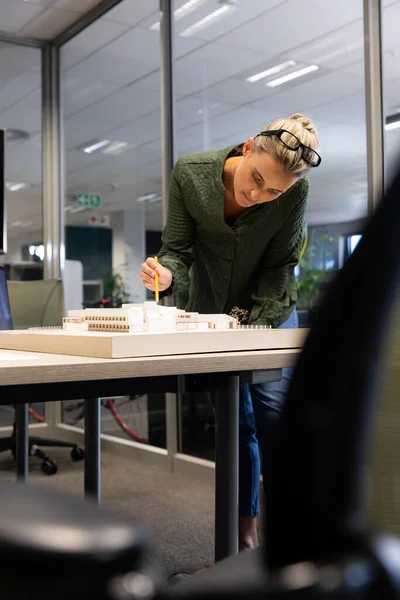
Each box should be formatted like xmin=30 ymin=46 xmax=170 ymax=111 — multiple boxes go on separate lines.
xmin=154 ymin=256 xmax=159 ymax=302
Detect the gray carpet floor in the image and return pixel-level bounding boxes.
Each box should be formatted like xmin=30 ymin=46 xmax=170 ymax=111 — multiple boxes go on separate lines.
xmin=0 ymin=447 xmax=215 ymax=579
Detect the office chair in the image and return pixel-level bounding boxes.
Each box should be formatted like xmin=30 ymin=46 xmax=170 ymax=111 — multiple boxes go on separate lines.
xmin=368 ymin=301 xmax=400 ymax=535
xmin=1 ymin=163 xmax=400 ymax=598
xmin=0 ymin=272 xmax=84 ymax=475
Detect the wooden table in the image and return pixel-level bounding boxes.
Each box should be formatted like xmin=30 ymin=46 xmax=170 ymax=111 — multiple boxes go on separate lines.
xmin=0 ymin=346 xmax=301 ymax=561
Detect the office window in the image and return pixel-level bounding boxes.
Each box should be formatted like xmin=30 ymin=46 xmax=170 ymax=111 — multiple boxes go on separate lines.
xmin=164 ymin=0 xmax=368 ymax=460
xmin=0 ymin=42 xmax=43 ymax=426
xmin=61 ymin=0 xmax=166 ymax=448
xmin=0 ymin=43 xmax=43 ymax=277
xmin=349 ymin=234 xmax=362 ymax=254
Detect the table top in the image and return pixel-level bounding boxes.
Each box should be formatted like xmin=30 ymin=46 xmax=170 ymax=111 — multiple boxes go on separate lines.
xmin=0 ymin=347 xmax=301 ymax=387
xmin=0 ymin=327 xmax=306 ymax=360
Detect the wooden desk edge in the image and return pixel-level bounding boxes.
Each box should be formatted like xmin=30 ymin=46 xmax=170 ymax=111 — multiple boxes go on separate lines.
xmin=0 ymin=348 xmax=301 ymax=387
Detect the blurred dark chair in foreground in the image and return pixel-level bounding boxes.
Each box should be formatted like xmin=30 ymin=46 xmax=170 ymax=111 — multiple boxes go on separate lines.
xmin=1 ymin=164 xmax=400 ymax=598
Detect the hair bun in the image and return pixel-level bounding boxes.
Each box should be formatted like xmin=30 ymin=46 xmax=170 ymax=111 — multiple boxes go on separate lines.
xmin=289 ymin=113 xmax=317 ymax=136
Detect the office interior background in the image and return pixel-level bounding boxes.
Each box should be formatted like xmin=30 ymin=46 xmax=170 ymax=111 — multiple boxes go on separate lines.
xmin=0 ymin=0 xmax=398 ymax=470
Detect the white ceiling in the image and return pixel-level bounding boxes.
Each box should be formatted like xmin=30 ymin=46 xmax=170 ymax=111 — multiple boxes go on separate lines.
xmin=1 ymin=0 xmax=400 ymax=242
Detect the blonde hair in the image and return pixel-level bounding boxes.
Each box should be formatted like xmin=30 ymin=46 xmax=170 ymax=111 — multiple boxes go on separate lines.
xmin=252 ymin=113 xmax=319 ymax=175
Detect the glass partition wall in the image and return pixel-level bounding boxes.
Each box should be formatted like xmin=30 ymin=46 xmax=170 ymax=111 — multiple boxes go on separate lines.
xmin=0 ymin=42 xmax=46 ymax=429
xmin=172 ymin=0 xmax=370 ymax=461
xmin=56 ymin=0 xmax=168 ymax=459
xmin=0 ymin=0 xmax=387 ymax=479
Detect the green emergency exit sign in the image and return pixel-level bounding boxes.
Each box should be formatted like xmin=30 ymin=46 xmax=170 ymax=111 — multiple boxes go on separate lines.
xmin=76 ymin=192 xmax=102 ymax=208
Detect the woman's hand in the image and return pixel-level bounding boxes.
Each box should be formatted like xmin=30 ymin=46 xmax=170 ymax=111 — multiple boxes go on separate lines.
xmin=140 ymin=257 xmax=173 ymax=292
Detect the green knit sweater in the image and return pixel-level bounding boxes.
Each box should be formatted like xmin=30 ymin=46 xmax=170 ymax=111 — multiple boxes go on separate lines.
xmin=158 ymin=145 xmax=309 ymax=327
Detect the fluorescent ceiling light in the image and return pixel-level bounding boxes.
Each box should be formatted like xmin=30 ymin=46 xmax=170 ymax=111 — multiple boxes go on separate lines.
xmin=65 ymin=205 xmax=87 ymax=214
xmin=266 ymin=64 xmax=319 ymax=88
xmin=137 ymin=193 xmax=162 ymax=203
xmin=313 ymin=40 xmax=363 ymax=65
xmin=180 ymin=4 xmax=234 ymax=37
xmin=246 ymin=60 xmax=297 ymax=83
xmin=102 ymin=141 xmax=130 ymax=156
xmin=150 ymin=0 xmax=208 ymax=31
xmin=83 ymin=139 xmax=110 ymax=154
xmin=385 ymin=120 xmax=400 ymax=131
xmin=6 ymin=182 xmax=28 ymax=192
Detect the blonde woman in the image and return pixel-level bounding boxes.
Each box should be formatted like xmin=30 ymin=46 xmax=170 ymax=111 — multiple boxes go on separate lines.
xmin=140 ymin=114 xmax=321 ymax=552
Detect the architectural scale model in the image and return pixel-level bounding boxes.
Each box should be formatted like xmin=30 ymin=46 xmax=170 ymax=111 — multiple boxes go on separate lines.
xmin=62 ymin=301 xmax=240 ymax=334
xmin=0 ymin=302 xmax=304 ymax=359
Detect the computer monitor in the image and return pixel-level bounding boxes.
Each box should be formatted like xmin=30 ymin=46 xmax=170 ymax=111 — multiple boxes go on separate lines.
xmin=0 ymin=266 xmax=12 ymax=330
xmin=0 ymin=130 xmax=6 ymax=254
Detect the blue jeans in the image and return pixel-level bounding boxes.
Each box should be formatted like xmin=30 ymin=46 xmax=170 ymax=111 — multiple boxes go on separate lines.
xmin=239 ymin=309 xmax=298 ymax=517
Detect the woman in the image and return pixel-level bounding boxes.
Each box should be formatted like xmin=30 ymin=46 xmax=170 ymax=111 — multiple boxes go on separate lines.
xmin=140 ymin=114 xmax=321 ymax=552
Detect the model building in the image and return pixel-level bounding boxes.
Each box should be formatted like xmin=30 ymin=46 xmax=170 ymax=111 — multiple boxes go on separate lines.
xmin=63 ymin=301 xmax=239 ymax=333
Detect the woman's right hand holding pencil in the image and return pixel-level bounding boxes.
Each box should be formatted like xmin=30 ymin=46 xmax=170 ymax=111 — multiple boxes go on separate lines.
xmin=140 ymin=257 xmax=173 ymax=293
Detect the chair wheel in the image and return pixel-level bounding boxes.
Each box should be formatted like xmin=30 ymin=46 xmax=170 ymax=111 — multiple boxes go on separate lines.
xmin=41 ymin=460 xmax=57 ymax=475
xmin=71 ymin=447 xmax=84 ymax=462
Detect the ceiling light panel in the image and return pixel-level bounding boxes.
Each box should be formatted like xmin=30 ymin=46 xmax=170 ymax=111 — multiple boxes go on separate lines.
xmin=246 ymin=60 xmax=297 ymax=83
xmin=179 ymin=4 xmax=235 ymax=37
xmin=213 ymin=0 xmax=363 ymax=58
xmin=137 ymin=193 xmax=161 ymax=203
xmin=153 ymin=0 xmax=282 ymax=44
xmin=266 ymin=64 xmax=319 ymax=87
xmin=288 ymin=20 xmax=364 ymax=70
xmin=314 ymin=40 xmax=364 ymax=65
xmin=6 ymin=182 xmax=28 ymax=192
xmin=82 ymin=139 xmax=110 ymax=154
xmin=102 ymin=141 xmax=130 ymax=156
xmin=150 ymin=0 xmax=209 ymax=30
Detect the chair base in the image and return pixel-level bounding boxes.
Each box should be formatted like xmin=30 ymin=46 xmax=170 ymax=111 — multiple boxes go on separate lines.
xmin=0 ymin=423 xmax=85 ymax=475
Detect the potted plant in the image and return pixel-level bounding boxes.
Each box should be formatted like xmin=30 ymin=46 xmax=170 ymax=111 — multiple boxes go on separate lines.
xmin=297 ymin=231 xmax=336 ymax=325
xmin=101 ymin=271 xmax=130 ymax=308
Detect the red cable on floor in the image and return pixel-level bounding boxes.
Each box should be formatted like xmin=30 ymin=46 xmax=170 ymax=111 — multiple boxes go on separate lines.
xmin=28 ymin=407 xmax=45 ymax=423
xmin=28 ymin=401 xmax=149 ymax=443
xmin=106 ymin=399 xmax=149 ymax=443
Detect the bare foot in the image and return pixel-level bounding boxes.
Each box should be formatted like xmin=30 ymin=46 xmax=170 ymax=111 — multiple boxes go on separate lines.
xmin=239 ymin=516 xmax=259 ymax=552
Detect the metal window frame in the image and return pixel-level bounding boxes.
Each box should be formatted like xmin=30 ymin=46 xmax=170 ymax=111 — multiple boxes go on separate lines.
xmin=0 ymin=0 xmax=387 ymax=471
xmin=160 ymin=0 xmax=176 ymax=227
xmin=364 ymin=0 xmax=385 ymax=215
xmin=42 ymin=44 xmax=64 ymax=281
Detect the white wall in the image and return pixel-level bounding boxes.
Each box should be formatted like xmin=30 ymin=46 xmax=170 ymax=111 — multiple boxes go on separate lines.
xmin=112 ymin=208 xmax=146 ymax=303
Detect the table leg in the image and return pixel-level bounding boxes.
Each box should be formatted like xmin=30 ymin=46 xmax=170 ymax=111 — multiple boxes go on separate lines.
xmin=15 ymin=403 xmax=29 ymax=481
xmin=84 ymin=398 xmax=101 ymax=504
xmin=214 ymin=374 xmax=240 ymax=562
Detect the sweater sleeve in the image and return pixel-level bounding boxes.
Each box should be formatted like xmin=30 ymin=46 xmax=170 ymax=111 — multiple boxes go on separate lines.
xmin=157 ymin=160 xmax=195 ymax=296
xmin=248 ymin=178 xmax=309 ymax=328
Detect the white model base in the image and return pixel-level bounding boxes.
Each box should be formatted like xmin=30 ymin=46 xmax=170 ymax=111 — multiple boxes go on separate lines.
xmin=0 ymin=328 xmax=308 ymax=359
